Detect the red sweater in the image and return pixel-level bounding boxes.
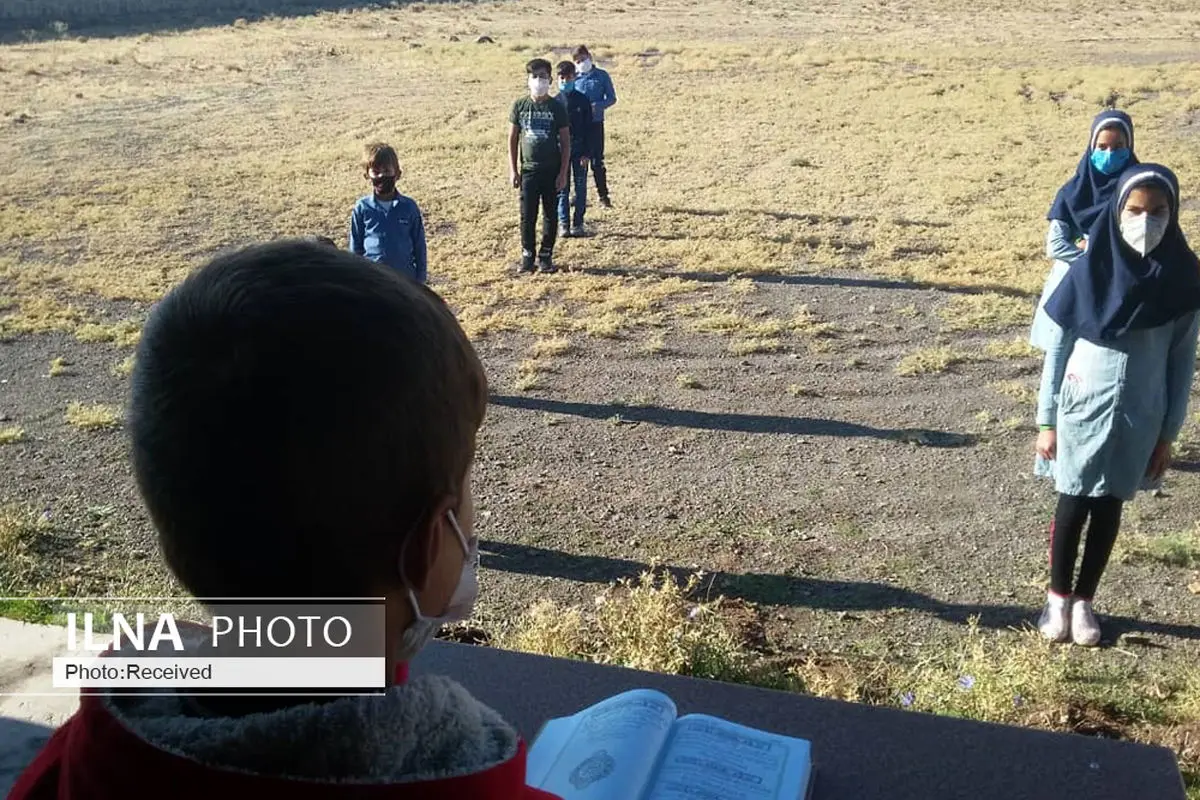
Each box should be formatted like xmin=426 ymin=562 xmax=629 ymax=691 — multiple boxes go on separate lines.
xmin=10 ymin=663 xmax=560 ymax=800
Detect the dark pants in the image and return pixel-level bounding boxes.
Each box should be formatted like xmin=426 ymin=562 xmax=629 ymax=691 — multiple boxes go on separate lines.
xmin=520 ymin=168 xmax=558 ymax=260
xmin=590 ymin=121 xmax=609 ymax=200
xmin=1049 ymin=493 xmax=1124 ymax=599
xmin=557 ymin=157 xmax=589 ymax=227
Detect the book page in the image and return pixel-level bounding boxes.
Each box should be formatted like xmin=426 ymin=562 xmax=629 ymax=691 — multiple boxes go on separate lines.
xmin=645 ymin=714 xmax=813 ymax=800
xmin=529 ymin=689 xmax=678 ymax=799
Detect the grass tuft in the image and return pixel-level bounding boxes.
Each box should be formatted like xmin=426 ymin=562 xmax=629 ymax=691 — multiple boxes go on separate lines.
xmin=939 ymin=295 xmax=1032 ymax=333
xmin=0 ymin=427 xmax=26 ymax=445
xmin=985 ymin=338 xmax=1039 ymax=360
xmin=1118 ymin=527 xmax=1200 ymax=569
xmin=64 ymin=401 xmax=122 ymax=430
xmin=896 ymin=347 xmax=966 ymax=376
xmin=48 ymin=357 xmax=69 ymax=377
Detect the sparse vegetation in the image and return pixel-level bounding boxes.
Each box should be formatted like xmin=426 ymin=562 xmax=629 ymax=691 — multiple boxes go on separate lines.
xmin=676 ymin=373 xmax=704 ymax=389
xmin=530 ymin=337 xmax=573 ymax=358
xmin=64 ymin=401 xmax=122 ymax=430
xmin=1119 ymin=527 xmax=1200 ymax=569
xmin=984 ymin=338 xmax=1039 ymax=360
xmin=0 ymin=427 xmax=26 ymax=445
xmin=939 ymin=295 xmax=1033 ymax=333
xmin=112 ymin=355 xmax=136 ymax=377
xmin=48 ymin=357 xmax=69 ymax=377
xmin=896 ymin=347 xmax=966 ymax=376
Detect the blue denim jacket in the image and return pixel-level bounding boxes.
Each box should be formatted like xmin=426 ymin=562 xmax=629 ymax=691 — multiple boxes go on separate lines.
xmin=572 ymin=67 xmax=617 ymax=122
xmin=348 ymin=194 xmax=427 ymax=283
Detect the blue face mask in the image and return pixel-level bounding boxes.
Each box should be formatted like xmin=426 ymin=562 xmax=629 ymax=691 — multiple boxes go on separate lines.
xmin=1090 ymin=147 xmax=1131 ymax=176
xmin=560 ymin=80 xmax=575 ymax=92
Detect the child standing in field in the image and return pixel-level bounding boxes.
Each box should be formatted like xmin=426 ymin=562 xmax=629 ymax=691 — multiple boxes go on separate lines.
xmin=1034 ymin=164 xmax=1200 ymax=647
xmin=555 ymin=60 xmax=593 ymax=239
xmin=509 ymin=58 xmax=570 ymax=274
xmin=571 ymin=45 xmax=618 ymax=209
xmin=349 ymin=142 xmax=428 ymax=284
xmin=1031 ymin=111 xmax=1137 ymax=350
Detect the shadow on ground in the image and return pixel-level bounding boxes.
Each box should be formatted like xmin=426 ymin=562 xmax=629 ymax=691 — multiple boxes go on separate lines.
xmin=481 ymin=540 xmax=1200 ymax=643
xmin=2 ymin=0 xmax=478 ymax=42
xmin=489 ymin=395 xmax=977 ymax=448
xmin=572 ymin=264 xmax=1034 ymax=299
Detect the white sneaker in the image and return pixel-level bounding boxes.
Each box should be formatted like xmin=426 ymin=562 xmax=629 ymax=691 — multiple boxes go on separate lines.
xmin=1038 ymin=592 xmax=1071 ymax=642
xmin=1071 ymin=598 xmax=1102 ymax=647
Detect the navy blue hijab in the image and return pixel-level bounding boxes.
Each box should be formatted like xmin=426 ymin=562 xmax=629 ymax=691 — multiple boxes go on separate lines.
xmin=1046 ymin=110 xmax=1137 ymax=233
xmin=1045 ymin=164 xmax=1200 ymax=342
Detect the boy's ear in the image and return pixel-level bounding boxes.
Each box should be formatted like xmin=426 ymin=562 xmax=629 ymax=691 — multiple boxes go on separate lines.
xmin=404 ymin=497 xmax=456 ymax=593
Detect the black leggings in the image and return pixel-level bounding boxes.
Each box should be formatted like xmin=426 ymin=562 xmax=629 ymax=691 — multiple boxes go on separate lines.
xmin=1049 ymin=493 xmax=1124 ymax=599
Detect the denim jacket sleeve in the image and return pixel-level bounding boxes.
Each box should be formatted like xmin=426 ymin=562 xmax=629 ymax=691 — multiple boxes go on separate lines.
xmin=1037 ymin=321 xmax=1077 ymax=428
xmin=349 ymin=203 xmax=365 ymax=256
xmin=411 ymin=205 xmax=428 ymax=284
xmin=1046 ymin=219 xmax=1084 ymax=262
xmin=1162 ymin=312 xmax=1200 ymax=442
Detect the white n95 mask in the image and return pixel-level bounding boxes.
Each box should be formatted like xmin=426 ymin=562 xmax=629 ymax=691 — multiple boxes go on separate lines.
xmin=395 ymin=510 xmax=479 ymax=663
xmin=1120 ymin=211 xmax=1169 ymax=256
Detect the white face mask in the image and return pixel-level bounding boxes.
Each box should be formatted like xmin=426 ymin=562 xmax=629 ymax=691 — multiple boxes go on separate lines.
xmin=395 ymin=509 xmax=479 ymax=663
xmin=577 ymin=58 xmax=593 ymax=74
xmin=1119 ymin=210 xmax=1170 ymax=256
xmin=529 ymin=76 xmax=551 ymax=98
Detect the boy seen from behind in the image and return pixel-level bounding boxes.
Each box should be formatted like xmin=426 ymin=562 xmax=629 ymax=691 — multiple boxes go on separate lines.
xmin=10 ymin=241 xmax=559 ymax=800
xmin=555 ymin=60 xmax=592 ymax=239
xmin=349 ymin=142 xmax=428 ymax=284
xmin=509 ymin=58 xmax=570 ymax=274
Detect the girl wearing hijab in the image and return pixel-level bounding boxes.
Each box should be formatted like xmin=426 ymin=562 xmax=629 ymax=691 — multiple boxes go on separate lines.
xmin=1031 ymin=110 xmax=1137 ymax=350
xmin=1033 ymin=163 xmax=1200 ymax=646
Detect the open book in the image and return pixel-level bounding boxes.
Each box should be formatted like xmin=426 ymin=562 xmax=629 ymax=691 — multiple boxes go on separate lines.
xmin=527 ymin=689 xmax=813 ymax=800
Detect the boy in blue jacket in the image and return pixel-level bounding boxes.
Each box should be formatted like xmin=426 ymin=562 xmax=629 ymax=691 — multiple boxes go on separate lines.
xmin=572 ymin=45 xmax=617 ymax=208
xmin=555 ymin=60 xmax=592 ymax=238
xmin=349 ymin=143 xmax=428 ymax=283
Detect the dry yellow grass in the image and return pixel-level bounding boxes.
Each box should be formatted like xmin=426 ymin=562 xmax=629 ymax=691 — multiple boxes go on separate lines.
xmin=64 ymin=401 xmax=122 ymax=430
xmin=985 ymin=337 xmax=1039 ymax=360
xmin=939 ymin=294 xmax=1034 ymax=333
xmin=991 ymin=380 xmax=1037 ymax=405
xmin=730 ymin=337 xmax=782 ymax=356
xmin=676 ymin=373 xmax=703 ymax=389
xmin=529 ymin=337 xmax=573 ymax=358
xmin=47 ymin=357 xmax=69 ymax=377
xmin=896 ymin=347 xmax=967 ymax=376
xmin=112 ymin=355 xmax=136 ymax=377
xmin=0 ymin=427 xmax=25 ymax=445
xmin=4 ymin=6 xmax=1200 ymax=354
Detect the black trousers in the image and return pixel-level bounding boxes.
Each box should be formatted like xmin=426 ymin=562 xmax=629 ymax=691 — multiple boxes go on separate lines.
xmin=590 ymin=121 xmax=609 ymax=200
xmin=520 ymin=168 xmax=558 ymax=259
xmin=1049 ymin=493 xmax=1123 ymax=599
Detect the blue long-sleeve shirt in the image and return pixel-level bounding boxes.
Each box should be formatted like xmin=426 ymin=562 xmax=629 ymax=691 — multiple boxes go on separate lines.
xmin=573 ymin=67 xmax=617 ymax=122
xmin=348 ymin=194 xmax=427 ymax=283
xmin=1045 ymin=219 xmax=1085 ymax=263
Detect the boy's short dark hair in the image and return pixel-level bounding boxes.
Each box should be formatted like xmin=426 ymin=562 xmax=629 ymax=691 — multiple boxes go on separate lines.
xmin=361 ymin=142 xmax=400 ymax=175
xmin=306 ymin=235 xmax=337 ymax=248
xmin=129 ymin=240 xmax=487 ymax=599
xmin=556 ymin=60 xmax=576 ymax=77
xmin=526 ymin=58 xmax=552 ymax=75
xmin=572 ymin=45 xmax=590 ymax=61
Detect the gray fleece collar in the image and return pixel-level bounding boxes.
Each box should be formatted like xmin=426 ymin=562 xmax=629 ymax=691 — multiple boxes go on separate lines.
xmin=103 ymin=675 xmax=520 ymax=784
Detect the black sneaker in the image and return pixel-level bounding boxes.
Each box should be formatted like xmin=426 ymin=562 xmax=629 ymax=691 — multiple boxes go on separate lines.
xmin=599 ymin=196 xmax=613 ymax=209
xmin=537 ymin=254 xmax=557 ymax=274
xmin=518 ymin=254 xmax=536 ymax=274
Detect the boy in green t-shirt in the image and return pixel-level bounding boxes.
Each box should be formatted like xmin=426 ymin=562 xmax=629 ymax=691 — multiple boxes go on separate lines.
xmin=508 ymin=58 xmax=570 ymax=274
